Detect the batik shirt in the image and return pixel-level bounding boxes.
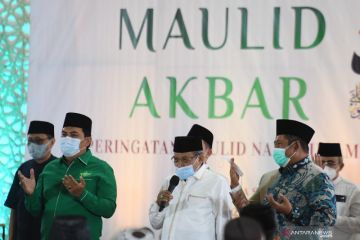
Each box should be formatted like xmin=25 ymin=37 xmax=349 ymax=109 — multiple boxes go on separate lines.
xmin=264 ymin=157 xmax=337 ymax=227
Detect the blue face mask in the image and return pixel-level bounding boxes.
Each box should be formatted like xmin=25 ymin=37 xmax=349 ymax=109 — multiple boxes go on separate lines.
xmin=273 ymin=143 xmax=296 ymax=167
xmin=28 ymin=142 xmax=49 ymax=159
xmin=176 ymin=165 xmax=195 ymax=180
xmin=60 ymin=137 xmax=81 ymax=157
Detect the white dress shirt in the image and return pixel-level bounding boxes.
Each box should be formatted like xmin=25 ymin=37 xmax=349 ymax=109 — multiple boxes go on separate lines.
xmin=149 ymin=164 xmax=232 ymax=240
xmin=333 ymin=176 xmax=360 ymax=240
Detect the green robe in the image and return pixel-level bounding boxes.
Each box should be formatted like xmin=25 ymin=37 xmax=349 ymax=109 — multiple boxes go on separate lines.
xmin=25 ymin=150 xmax=117 ymax=240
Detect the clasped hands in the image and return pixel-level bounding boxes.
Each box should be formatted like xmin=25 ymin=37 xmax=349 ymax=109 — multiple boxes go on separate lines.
xmin=62 ymin=175 xmax=86 ymax=197
xmin=267 ymin=193 xmax=292 ymax=215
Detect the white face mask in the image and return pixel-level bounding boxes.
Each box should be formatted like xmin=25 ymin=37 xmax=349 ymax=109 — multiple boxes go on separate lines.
xmin=28 ymin=142 xmax=49 ymax=159
xmin=60 ymin=137 xmax=81 ymax=157
xmin=323 ymin=166 xmax=337 ymax=180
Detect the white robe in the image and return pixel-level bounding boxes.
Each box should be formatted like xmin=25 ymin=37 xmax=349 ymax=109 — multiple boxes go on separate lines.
xmin=149 ymin=164 xmax=232 ymax=240
xmin=333 ymin=177 xmax=360 ymax=240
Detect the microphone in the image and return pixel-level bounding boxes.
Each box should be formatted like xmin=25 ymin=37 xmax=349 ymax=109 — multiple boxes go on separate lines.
xmin=159 ymin=175 xmax=180 ymax=212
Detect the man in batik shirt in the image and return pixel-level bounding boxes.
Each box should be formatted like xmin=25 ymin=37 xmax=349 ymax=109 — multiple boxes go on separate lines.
xmin=229 ymin=119 xmax=336 ymax=234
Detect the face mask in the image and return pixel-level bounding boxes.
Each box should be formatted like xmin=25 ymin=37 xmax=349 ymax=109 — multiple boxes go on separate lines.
xmin=176 ymin=165 xmax=195 ymax=180
xmin=323 ymin=166 xmax=337 ymax=180
xmin=28 ymin=142 xmax=49 ymax=159
xmin=273 ymin=143 xmax=296 ymax=167
xmin=60 ymin=137 xmax=81 ymax=157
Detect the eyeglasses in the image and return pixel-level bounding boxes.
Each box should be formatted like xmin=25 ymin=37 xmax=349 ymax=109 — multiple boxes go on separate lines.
xmin=171 ymin=154 xmax=200 ymax=165
xmin=27 ymin=137 xmax=49 ymax=145
xmin=323 ymin=160 xmax=339 ymax=168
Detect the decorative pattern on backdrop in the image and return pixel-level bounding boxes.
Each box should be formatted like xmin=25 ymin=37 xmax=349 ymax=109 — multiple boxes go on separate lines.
xmin=0 ymin=0 xmax=30 ymax=238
